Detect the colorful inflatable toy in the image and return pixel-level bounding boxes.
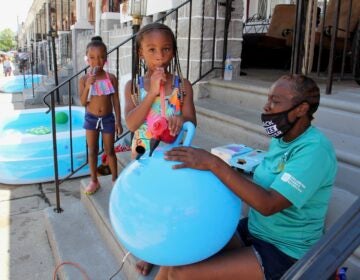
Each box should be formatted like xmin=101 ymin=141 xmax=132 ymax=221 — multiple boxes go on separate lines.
xmin=109 ymin=122 xmax=242 ymax=266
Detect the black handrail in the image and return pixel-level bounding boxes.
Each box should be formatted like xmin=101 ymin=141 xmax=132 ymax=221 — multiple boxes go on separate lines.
xmin=42 ymin=0 xmax=225 ymax=212
xmin=282 ymin=198 xmax=360 ymax=279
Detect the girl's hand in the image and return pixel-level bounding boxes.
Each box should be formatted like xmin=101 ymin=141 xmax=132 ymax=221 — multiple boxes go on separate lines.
xmin=167 ymin=115 xmax=183 ymax=136
xmin=164 ymin=147 xmax=214 ymax=170
xmin=148 ymin=67 xmax=166 ymax=97
xmin=115 ymin=123 xmax=123 ymax=137
xmin=85 ymin=74 xmax=96 ymax=88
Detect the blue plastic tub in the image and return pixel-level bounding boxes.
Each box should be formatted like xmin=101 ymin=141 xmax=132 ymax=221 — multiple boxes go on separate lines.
xmin=0 ymin=74 xmax=43 ymax=93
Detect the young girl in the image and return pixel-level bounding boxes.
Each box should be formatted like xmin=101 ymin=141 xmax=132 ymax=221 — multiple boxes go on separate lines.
xmin=79 ymin=36 xmax=123 ymax=194
xmin=125 ymin=22 xmax=196 ymax=157
xmin=124 ymin=22 xmax=197 ymax=274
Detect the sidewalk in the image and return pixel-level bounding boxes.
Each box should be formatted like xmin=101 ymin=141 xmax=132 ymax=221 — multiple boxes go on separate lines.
xmin=0 ymin=179 xmax=84 ymax=280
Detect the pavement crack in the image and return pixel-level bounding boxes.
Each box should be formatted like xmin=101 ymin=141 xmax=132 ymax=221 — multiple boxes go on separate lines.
xmin=0 ymin=194 xmax=41 ymax=202
xmin=38 ymin=184 xmax=52 ymax=207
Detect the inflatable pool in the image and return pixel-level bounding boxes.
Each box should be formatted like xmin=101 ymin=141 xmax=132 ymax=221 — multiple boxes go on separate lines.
xmin=0 ymin=74 xmax=43 ymax=93
xmin=0 ymin=106 xmax=93 ymax=185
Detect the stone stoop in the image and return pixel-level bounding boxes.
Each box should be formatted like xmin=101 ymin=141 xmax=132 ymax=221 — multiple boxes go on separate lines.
xmin=79 ymin=175 xmax=160 ymax=280
xmin=195 ymin=79 xmax=360 ymax=197
xmin=44 ymin=200 xmax=126 ymax=280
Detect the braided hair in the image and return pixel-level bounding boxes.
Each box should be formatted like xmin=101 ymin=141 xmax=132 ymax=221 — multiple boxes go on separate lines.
xmin=131 ymin=22 xmax=185 ymax=107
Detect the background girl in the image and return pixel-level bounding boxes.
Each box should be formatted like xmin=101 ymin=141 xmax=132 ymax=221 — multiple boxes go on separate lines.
xmin=124 ymin=22 xmax=197 ymax=274
xmin=79 ymin=36 xmax=123 ymax=194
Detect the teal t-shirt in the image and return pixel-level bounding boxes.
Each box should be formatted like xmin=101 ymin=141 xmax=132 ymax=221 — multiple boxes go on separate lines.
xmin=248 ymin=126 xmax=337 ymax=259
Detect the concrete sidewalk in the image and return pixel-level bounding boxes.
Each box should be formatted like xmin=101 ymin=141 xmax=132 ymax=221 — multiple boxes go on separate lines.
xmin=0 ymin=178 xmax=84 ymax=280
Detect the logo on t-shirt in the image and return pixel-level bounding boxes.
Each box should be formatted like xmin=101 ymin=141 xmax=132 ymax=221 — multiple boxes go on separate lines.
xmin=281 ymin=172 xmax=306 ymax=193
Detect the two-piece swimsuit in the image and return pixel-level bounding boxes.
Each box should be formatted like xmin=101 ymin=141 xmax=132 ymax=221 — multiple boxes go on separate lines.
xmin=83 ymin=72 xmax=116 ymax=134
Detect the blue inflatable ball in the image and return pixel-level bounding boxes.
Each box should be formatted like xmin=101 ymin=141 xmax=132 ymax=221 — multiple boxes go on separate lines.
xmin=109 ymin=123 xmax=241 ymax=266
xmin=55 ymin=112 xmax=68 ymax=124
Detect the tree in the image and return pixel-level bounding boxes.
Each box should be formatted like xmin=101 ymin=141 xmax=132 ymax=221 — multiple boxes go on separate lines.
xmin=0 ymin=29 xmax=16 ymax=52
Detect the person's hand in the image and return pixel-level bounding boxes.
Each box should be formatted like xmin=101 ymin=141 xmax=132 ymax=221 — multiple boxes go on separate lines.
xmin=115 ymin=123 xmax=123 ymax=137
xmin=164 ymin=147 xmax=214 ymax=170
xmin=167 ymin=115 xmax=183 ymax=136
xmin=85 ymin=74 xmax=96 ymax=88
xmin=148 ymin=67 xmax=166 ymax=97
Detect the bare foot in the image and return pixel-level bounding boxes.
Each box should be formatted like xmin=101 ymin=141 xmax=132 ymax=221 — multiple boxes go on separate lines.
xmin=136 ymin=261 xmax=154 ymax=276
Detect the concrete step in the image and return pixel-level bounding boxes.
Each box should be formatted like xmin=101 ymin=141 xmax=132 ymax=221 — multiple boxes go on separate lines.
xmin=80 ymin=175 xmax=159 ymax=280
xmin=201 ymin=79 xmax=360 ymax=138
xmin=195 ymin=98 xmax=268 ymax=150
xmin=195 ymin=97 xmax=360 ymax=196
xmin=44 ymin=200 xmax=126 ymax=280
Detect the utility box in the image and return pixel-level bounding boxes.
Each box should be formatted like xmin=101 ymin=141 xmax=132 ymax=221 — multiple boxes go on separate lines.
xmin=144 ymin=0 xmax=177 ymax=15
xmin=123 ymin=0 xmax=178 ymax=22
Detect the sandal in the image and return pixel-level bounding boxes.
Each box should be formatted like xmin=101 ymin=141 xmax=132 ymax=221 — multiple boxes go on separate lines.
xmin=84 ymin=180 xmax=100 ymax=195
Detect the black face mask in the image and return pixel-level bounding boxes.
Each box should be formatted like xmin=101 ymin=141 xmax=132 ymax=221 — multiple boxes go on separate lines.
xmin=261 ymin=104 xmax=301 ymax=138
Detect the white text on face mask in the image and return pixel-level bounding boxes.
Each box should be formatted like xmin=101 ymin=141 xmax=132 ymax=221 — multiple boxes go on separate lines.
xmin=265 ymin=124 xmax=282 ymax=137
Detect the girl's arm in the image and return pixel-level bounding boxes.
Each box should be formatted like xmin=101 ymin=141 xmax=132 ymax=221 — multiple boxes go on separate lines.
xmin=167 ymin=79 xmax=197 ymax=136
xmin=181 ymin=79 xmax=197 ymax=126
xmin=79 ymin=74 xmax=95 ymax=106
xmin=124 ymin=80 xmax=160 ymax=132
xmin=110 ymin=74 xmax=123 ymax=136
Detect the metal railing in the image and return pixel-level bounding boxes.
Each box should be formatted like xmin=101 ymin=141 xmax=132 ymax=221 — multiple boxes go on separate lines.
xmin=42 ymin=0 xmax=232 ymax=212
xmin=242 ymin=0 xmax=360 ymax=93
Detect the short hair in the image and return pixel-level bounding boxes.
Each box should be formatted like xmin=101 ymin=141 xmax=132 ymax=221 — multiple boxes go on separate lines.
xmin=279 ymin=74 xmax=320 ymax=120
xmin=86 ymin=36 xmax=107 ymax=57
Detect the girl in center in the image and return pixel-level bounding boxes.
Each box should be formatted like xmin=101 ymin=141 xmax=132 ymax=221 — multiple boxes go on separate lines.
xmin=125 ymin=22 xmax=197 ymax=157
xmin=124 ymin=22 xmax=197 ymax=274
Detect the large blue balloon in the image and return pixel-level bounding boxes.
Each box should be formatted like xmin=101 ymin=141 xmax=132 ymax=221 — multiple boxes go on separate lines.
xmin=109 ymin=122 xmax=241 ymax=266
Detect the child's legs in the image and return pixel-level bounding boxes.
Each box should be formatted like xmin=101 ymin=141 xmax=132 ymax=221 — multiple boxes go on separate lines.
xmin=102 ymin=132 xmax=117 ymax=181
xmin=86 ymin=129 xmax=100 ymax=182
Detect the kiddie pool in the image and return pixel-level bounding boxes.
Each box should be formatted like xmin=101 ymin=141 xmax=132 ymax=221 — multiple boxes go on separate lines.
xmin=0 ymin=74 xmax=43 ymax=93
xmin=0 ymin=106 xmax=91 ymax=185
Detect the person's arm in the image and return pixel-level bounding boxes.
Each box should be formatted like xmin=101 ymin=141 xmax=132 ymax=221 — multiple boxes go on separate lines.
xmin=79 ymin=74 xmax=96 ymax=106
xmin=181 ymin=79 xmax=197 ymax=126
xmin=110 ymin=74 xmax=123 ymax=136
xmin=167 ymin=79 xmax=197 ymax=136
xmin=164 ymin=147 xmax=291 ymax=216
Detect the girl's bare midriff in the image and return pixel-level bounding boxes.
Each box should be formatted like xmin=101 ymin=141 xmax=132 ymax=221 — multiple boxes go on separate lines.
xmin=86 ymin=95 xmax=114 ymax=116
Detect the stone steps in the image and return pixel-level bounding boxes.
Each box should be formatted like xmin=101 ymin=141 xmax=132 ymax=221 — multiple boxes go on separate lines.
xmin=203 ymin=79 xmax=360 ymax=138
xmin=44 ymin=200 xmax=126 ymax=280
xmin=195 ymin=79 xmax=360 ymax=196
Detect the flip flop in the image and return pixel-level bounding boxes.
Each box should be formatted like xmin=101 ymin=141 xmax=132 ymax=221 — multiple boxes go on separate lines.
xmin=84 ymin=181 xmax=100 ymax=195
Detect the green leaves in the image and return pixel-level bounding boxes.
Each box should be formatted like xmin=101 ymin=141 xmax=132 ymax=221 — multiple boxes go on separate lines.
xmin=0 ymin=28 xmax=16 ymax=52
